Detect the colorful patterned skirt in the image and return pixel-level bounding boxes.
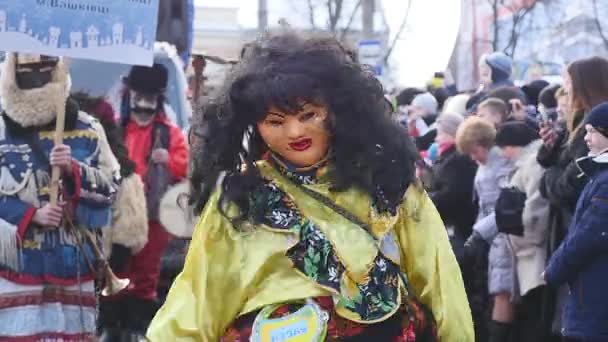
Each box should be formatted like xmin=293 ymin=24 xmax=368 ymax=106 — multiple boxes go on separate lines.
xmin=0 ymin=277 xmax=96 ymax=341
xmin=221 ymin=296 xmax=438 ymax=342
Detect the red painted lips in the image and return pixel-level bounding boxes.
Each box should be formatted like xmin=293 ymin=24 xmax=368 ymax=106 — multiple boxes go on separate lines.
xmin=289 ymin=138 xmax=313 ymax=151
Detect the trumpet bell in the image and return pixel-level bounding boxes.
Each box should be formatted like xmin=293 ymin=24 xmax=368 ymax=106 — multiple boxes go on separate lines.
xmin=102 ymin=276 xmax=130 ymax=296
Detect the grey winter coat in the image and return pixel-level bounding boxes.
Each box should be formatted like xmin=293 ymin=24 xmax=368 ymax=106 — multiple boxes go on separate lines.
xmin=472 ymin=147 xmax=515 ymax=296
xmin=508 ymin=140 xmax=550 ymax=297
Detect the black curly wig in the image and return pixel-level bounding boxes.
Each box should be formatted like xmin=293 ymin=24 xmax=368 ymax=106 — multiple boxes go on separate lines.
xmin=190 ymin=32 xmax=418 ymax=221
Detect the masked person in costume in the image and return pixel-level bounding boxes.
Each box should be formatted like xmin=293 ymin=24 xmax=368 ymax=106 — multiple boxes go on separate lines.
xmin=0 ymin=53 xmax=119 ymax=340
xmin=71 ymin=92 xmax=149 ymax=340
xmin=103 ymin=63 xmax=188 ymax=337
xmin=147 ymin=33 xmax=473 ymax=341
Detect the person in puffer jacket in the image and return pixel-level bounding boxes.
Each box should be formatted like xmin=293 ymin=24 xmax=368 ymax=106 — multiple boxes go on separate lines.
xmin=544 ymin=102 xmax=608 ymax=342
xmin=456 ymin=116 xmax=515 ymax=342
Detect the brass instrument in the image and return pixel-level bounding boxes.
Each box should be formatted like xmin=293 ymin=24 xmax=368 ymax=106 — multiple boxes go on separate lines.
xmin=66 ymin=214 xmax=130 ymax=297
xmin=79 ymin=229 xmax=131 ymax=296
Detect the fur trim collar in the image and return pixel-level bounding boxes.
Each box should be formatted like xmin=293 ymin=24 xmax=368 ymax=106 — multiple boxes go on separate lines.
xmin=1 ymin=53 xmax=71 ymax=128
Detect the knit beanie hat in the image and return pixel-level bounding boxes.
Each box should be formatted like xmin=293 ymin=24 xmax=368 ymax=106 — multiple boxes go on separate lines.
xmin=396 ymin=87 xmax=424 ymax=106
xmin=485 ymin=52 xmax=513 ymax=82
xmin=495 ymin=121 xmax=539 ymax=147
xmin=436 ymin=112 xmax=464 ymax=137
xmin=411 ymin=92 xmax=438 ymax=115
xmin=586 ymin=101 xmax=608 ymax=137
xmin=538 ymin=84 xmax=560 ymax=110
xmin=521 ymin=79 xmax=549 ymax=107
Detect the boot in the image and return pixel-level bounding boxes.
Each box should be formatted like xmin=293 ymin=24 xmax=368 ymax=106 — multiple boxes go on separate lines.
xmin=125 ymin=295 xmax=161 ymax=336
xmin=488 ymin=320 xmax=513 ymax=342
xmin=99 ymin=299 xmax=128 ymax=340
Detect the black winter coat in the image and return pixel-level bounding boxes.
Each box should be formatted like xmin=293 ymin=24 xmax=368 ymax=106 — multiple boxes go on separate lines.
xmin=537 ymin=123 xmax=589 ymax=335
xmin=429 ymin=145 xmax=479 ymax=239
xmin=538 ymin=126 xmax=589 ymax=212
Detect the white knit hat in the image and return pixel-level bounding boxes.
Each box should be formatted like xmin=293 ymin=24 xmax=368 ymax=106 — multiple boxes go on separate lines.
xmin=411 ymin=92 xmax=438 ymax=115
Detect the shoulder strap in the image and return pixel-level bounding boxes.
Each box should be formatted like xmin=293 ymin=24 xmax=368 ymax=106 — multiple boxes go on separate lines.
xmin=290 ymin=181 xmax=377 ymax=241
xmin=151 ymin=120 xmax=170 ymax=149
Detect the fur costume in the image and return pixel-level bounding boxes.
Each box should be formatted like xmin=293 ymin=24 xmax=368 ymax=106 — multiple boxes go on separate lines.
xmin=1 ymin=54 xmax=71 ymax=128
xmin=104 ymin=173 xmax=149 ymax=255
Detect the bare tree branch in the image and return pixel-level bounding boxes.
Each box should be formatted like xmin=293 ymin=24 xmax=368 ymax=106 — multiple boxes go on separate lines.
xmin=592 ymin=0 xmax=608 ymax=49
xmin=339 ymin=0 xmax=363 ymax=41
xmin=307 ymin=0 xmax=317 ymax=30
xmin=500 ymin=0 xmax=538 ymax=57
xmin=326 ymin=0 xmax=344 ymax=33
xmin=384 ymin=0 xmax=413 ymax=63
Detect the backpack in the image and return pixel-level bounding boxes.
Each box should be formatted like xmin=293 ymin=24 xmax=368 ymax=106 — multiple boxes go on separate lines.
xmin=495 ymin=187 xmax=526 ymax=236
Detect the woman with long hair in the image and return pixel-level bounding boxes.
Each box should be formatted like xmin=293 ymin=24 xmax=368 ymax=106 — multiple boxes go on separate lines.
xmin=539 ymin=57 xmax=608 ymax=207
xmin=146 ymin=32 xmax=473 ymax=341
xmin=537 ymin=56 xmax=608 ymax=339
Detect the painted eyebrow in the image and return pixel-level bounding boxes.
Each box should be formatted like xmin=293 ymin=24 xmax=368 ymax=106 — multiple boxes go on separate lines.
xmin=267 ymin=112 xmax=286 ymax=117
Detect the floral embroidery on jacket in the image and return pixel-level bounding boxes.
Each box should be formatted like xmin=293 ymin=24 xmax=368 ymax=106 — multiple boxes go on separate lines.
xmin=247 ymin=166 xmax=411 ymax=323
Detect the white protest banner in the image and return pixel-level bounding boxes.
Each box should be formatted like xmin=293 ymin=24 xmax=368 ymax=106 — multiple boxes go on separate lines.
xmin=0 ymin=0 xmax=160 ymax=66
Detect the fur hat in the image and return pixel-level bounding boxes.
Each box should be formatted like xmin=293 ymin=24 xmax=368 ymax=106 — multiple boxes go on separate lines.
xmin=436 ymin=112 xmax=464 ymax=137
xmin=0 ymin=53 xmax=70 ymax=127
xmin=495 ymin=121 xmax=540 ymax=147
xmin=586 ymin=101 xmax=608 ymax=138
xmin=124 ymin=63 xmax=168 ymax=94
xmin=411 ymin=92 xmax=438 ymax=115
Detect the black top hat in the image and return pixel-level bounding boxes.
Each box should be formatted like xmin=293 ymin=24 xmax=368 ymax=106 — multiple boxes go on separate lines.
xmin=124 ymin=63 xmax=168 ymax=94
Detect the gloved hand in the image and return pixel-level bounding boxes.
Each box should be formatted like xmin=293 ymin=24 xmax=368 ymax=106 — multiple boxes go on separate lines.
xmin=109 ymin=244 xmax=131 ymax=273
xmin=463 ymin=231 xmax=488 ymax=262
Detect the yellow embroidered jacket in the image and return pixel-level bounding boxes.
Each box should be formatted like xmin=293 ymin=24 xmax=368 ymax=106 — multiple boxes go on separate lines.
xmin=147 ymin=161 xmax=474 ymax=341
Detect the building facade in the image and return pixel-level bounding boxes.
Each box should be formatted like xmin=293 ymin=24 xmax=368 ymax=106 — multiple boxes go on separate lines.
xmin=451 ymin=0 xmax=608 ymax=91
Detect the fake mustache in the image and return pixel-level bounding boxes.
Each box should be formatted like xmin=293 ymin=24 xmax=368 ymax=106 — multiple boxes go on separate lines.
xmin=131 ymin=106 xmax=157 ymax=115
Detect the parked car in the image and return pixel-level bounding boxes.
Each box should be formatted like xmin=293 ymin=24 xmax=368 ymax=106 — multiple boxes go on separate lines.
xmin=69 ymin=42 xmax=192 ymax=129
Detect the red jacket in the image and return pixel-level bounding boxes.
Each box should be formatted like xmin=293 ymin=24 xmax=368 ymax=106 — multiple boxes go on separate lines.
xmin=121 ymin=115 xmax=188 ymax=300
xmin=124 ymin=116 xmax=188 ymax=181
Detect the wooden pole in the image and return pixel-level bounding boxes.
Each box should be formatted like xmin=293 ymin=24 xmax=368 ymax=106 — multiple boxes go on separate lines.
xmin=49 ymin=96 xmax=66 ymax=206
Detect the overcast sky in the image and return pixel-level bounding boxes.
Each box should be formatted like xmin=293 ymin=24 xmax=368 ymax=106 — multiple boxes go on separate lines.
xmin=196 ymin=0 xmax=461 ymax=87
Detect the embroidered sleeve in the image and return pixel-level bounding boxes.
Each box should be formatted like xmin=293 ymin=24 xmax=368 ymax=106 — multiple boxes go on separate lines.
xmin=68 ymin=117 xmax=119 ymax=229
